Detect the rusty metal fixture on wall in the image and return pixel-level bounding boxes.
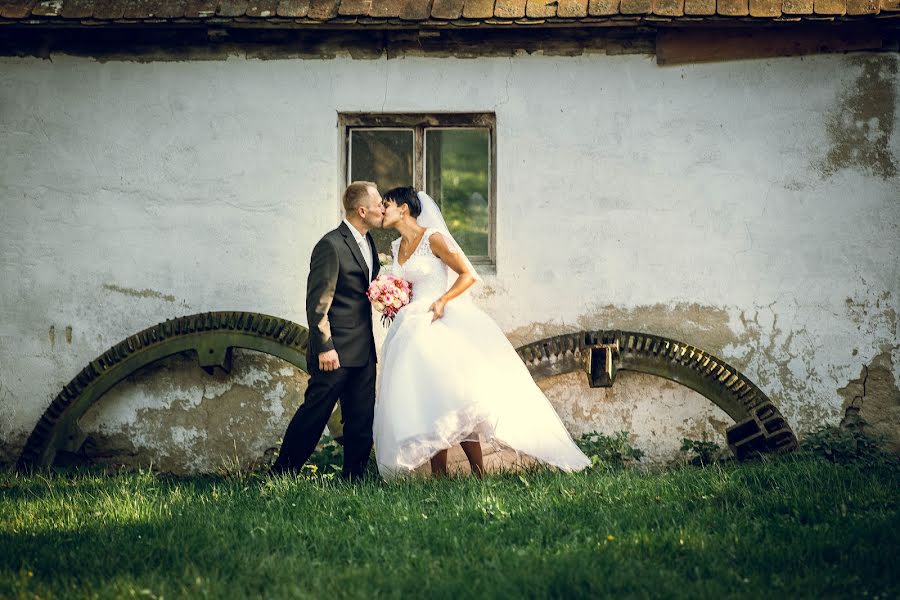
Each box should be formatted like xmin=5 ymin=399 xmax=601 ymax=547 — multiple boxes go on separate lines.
xmin=516 ymin=330 xmax=798 ymax=460
xmin=17 ymin=314 xmax=797 ymax=470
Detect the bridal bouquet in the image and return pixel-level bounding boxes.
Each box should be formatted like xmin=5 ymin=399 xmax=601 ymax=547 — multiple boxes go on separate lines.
xmin=367 ymin=274 xmax=412 ymax=326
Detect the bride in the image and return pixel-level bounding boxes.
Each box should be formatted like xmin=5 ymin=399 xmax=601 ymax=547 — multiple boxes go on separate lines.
xmin=372 ymin=187 xmax=591 ymax=479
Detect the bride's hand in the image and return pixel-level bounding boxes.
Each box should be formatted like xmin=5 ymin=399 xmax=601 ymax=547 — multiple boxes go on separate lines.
xmin=429 ymin=298 xmax=446 ymax=322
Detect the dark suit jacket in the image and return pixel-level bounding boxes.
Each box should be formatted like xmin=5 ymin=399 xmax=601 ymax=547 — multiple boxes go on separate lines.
xmin=306 ymin=221 xmax=380 ymax=368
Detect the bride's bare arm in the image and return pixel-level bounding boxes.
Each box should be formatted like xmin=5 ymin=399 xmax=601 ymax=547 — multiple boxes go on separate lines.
xmin=428 ymin=232 xmax=476 ymax=321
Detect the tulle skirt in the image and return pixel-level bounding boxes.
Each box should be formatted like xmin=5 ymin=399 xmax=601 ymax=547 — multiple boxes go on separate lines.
xmin=373 ymin=298 xmax=591 ymax=479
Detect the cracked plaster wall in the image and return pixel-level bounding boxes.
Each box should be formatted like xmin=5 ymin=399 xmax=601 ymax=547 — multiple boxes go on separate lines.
xmin=1 ymin=50 xmax=898 ymax=471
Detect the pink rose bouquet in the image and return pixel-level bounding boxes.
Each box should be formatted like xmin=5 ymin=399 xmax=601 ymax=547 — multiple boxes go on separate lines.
xmin=367 ymin=274 xmax=413 ymax=326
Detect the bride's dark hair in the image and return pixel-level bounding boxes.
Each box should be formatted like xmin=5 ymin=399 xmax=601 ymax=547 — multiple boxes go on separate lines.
xmin=383 ymin=186 xmax=421 ymax=218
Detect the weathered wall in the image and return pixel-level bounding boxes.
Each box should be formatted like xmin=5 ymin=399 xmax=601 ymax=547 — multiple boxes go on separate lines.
xmin=1 ymin=50 xmax=898 ymax=471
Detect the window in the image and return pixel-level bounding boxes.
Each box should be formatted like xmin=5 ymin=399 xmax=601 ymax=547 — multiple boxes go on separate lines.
xmin=340 ymin=113 xmax=496 ymax=265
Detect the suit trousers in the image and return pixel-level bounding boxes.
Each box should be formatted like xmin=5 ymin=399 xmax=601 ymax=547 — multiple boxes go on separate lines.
xmin=274 ymin=354 xmax=376 ymax=478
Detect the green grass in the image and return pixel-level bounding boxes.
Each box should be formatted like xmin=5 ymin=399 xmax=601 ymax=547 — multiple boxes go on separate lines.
xmin=1 ymin=456 xmax=898 ymax=599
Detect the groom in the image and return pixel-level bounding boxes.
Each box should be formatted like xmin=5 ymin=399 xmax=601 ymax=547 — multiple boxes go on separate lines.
xmin=271 ymin=181 xmax=384 ymax=479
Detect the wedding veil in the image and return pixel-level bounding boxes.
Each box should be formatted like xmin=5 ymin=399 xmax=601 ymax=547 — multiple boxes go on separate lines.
xmin=416 ymin=191 xmax=482 ymax=286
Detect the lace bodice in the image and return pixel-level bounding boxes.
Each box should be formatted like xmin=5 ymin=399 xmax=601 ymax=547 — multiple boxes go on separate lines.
xmin=391 ymin=229 xmax=450 ymax=304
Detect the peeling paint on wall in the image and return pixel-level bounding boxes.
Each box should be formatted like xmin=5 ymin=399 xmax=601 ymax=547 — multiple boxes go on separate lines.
xmin=838 ymin=348 xmax=900 ymax=453
xmin=819 ymin=55 xmax=898 ymax=180
xmin=502 ymin=290 xmax=899 ymax=447
xmin=78 ymin=349 xmax=308 ymax=473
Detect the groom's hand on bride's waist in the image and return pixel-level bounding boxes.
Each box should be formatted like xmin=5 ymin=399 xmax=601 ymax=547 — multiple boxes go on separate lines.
xmin=319 ymin=350 xmax=341 ymax=371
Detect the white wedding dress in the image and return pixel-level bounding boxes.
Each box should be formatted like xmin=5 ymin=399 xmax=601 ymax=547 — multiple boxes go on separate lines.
xmin=373 ymin=227 xmax=592 ymax=479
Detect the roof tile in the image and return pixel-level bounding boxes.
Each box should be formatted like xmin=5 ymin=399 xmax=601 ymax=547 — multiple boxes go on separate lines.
xmin=431 ymin=0 xmax=463 ymax=17
xmin=276 ymin=0 xmax=310 ymax=15
xmin=31 ymin=0 xmax=62 ymax=15
xmin=525 ymin=0 xmax=556 ymax=17
xmin=120 ymin=0 xmax=157 ymax=18
xmin=92 ymin=0 xmax=127 ymax=17
xmin=462 ymin=0 xmax=494 ymax=18
xmin=749 ymin=0 xmax=780 ymax=14
xmin=652 ymin=0 xmax=682 ymax=13
xmin=845 ymin=0 xmax=877 ymax=12
xmin=813 ymin=0 xmax=845 ymax=12
xmin=1 ymin=0 xmax=36 ymax=17
xmin=338 ymin=0 xmax=370 ymax=14
xmin=399 ymin=0 xmax=431 ymax=18
xmin=247 ymin=0 xmax=278 ymax=15
xmin=782 ymin=0 xmax=812 ymax=12
xmin=60 ymin=0 xmax=95 ymax=17
xmin=718 ymin=0 xmax=748 ymax=14
xmin=369 ymin=0 xmax=404 ymax=16
xmin=588 ymin=0 xmax=619 ymax=13
xmin=216 ymin=0 xmax=249 ymax=16
xmin=3 ymin=0 xmax=892 ymax=25
xmin=183 ymin=0 xmax=216 ymax=16
xmin=620 ymin=0 xmax=651 ymax=12
xmin=307 ymin=0 xmax=340 ymax=18
xmin=160 ymin=0 xmax=186 ymax=16
xmin=558 ymin=0 xmax=589 ymax=15
xmin=494 ymin=0 xmax=525 ymax=15
xmin=683 ymin=0 xmax=713 ymax=12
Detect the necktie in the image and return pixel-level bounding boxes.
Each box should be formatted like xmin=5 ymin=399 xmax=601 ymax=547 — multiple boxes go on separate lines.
xmin=359 ymin=237 xmax=372 ymax=281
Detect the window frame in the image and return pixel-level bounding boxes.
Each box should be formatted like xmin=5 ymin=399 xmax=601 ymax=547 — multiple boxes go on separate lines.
xmin=339 ymin=112 xmax=497 ymax=266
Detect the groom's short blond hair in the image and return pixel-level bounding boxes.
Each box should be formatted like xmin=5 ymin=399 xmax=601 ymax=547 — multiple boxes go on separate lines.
xmin=343 ymin=181 xmax=376 ymax=213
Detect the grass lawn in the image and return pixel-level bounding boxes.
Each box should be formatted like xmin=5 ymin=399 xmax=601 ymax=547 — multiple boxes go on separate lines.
xmin=1 ymin=455 xmax=898 ymax=599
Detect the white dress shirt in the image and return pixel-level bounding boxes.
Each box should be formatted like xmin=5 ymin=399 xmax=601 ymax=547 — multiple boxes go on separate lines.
xmin=343 ymin=218 xmax=372 ymax=281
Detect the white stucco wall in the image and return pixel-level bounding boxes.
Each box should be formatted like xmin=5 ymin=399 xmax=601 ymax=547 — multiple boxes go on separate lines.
xmin=1 ymin=49 xmax=898 ymax=470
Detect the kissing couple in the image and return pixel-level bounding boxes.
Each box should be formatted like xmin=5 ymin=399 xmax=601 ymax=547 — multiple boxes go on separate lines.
xmin=271 ymin=182 xmax=591 ymax=480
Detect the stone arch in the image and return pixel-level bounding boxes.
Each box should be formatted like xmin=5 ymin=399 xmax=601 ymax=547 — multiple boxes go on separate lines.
xmin=514 ymin=330 xmax=797 ymax=459
xmin=17 ymin=312 xmax=311 ymax=469
xmin=18 ymin=316 xmax=797 ymax=470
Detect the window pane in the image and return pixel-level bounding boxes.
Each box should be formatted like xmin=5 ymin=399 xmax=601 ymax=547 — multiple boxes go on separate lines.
xmin=425 ymin=129 xmax=490 ymax=257
xmin=349 ymin=129 xmax=413 ymax=253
